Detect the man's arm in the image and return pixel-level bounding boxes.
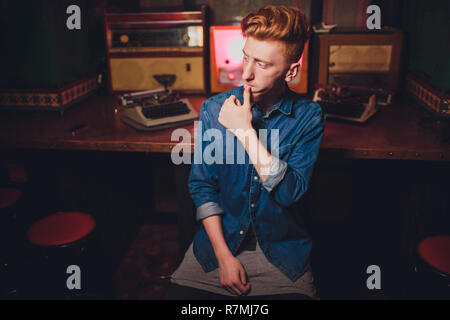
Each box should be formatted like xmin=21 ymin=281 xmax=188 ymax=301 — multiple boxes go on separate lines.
xmin=234 ymin=128 xmax=273 ymax=182
xmin=267 ymin=108 xmax=325 ymax=207
xmin=219 ymin=87 xmax=279 ymax=183
xmin=188 ymin=102 xmax=250 ymax=296
xmin=188 ymin=103 xmax=224 ymax=221
xmin=202 ymin=215 xmax=251 ymax=295
xmin=218 ymin=87 xmax=325 ymax=207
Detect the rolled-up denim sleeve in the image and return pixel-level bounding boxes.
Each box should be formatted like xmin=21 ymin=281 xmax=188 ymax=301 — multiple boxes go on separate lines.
xmin=270 ymin=107 xmax=326 ymax=208
xmin=261 ymin=156 xmax=288 ymax=192
xmin=196 ymin=202 xmax=225 ymax=221
xmin=188 ymin=101 xmax=225 ymax=222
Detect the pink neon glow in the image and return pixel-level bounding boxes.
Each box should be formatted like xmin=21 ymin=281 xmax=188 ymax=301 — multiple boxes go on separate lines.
xmin=228 ymin=72 xmax=236 ymax=81
xmin=211 ymin=27 xmax=306 ymax=82
xmin=212 ymin=28 xmax=246 ymax=68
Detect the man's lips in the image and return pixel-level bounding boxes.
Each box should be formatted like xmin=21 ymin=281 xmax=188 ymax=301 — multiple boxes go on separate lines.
xmin=244 ymin=83 xmax=254 ymax=89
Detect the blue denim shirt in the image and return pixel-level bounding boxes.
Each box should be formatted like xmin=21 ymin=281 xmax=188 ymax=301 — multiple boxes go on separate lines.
xmin=188 ymin=85 xmax=326 ymax=281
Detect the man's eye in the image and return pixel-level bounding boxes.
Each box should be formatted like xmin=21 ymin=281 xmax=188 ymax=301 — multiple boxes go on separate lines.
xmin=257 ymin=62 xmax=266 ymax=68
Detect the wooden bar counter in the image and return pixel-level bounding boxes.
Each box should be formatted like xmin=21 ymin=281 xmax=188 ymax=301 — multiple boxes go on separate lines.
xmin=1 ymin=93 xmax=449 ymax=161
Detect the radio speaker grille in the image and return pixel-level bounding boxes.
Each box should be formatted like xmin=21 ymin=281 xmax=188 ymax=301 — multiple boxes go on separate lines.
xmin=110 ymin=57 xmax=204 ymax=91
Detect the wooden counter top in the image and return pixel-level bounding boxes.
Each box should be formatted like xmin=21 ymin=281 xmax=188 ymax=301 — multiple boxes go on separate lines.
xmin=1 ymin=93 xmax=449 ymax=161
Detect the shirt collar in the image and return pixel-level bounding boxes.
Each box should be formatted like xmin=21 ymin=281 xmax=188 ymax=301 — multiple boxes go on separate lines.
xmin=240 ymin=84 xmax=294 ymax=119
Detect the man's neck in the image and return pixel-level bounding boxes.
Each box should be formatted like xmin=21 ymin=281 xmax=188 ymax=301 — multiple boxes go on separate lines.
xmin=255 ymin=82 xmax=287 ymax=113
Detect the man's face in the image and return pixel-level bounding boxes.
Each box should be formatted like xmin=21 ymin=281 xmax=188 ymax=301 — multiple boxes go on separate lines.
xmin=242 ymin=37 xmax=292 ymax=101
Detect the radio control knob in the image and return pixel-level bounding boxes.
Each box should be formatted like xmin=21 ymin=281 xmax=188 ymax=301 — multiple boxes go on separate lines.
xmin=120 ymin=34 xmax=129 ymax=44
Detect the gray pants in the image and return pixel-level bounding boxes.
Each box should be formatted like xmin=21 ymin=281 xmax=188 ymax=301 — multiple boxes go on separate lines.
xmin=170 ymin=241 xmax=318 ymax=299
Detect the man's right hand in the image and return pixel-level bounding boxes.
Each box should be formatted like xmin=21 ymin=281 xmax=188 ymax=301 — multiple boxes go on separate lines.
xmin=201 ymin=215 xmax=251 ymax=296
xmin=218 ymin=255 xmax=251 ymax=296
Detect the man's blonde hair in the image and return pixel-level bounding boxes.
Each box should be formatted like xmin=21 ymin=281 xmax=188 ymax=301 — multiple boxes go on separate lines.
xmin=241 ymin=5 xmax=310 ymax=63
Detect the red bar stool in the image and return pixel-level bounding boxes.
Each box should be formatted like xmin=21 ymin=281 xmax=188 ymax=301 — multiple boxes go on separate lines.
xmin=25 ymin=211 xmax=98 ymax=299
xmin=27 ymin=212 xmax=96 ymax=247
xmin=0 ymin=187 xmax=23 ymax=298
xmin=415 ymin=235 xmax=450 ymax=299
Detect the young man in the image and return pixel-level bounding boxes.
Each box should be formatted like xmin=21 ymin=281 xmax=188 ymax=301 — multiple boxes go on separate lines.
xmin=166 ymin=5 xmax=325 ymax=299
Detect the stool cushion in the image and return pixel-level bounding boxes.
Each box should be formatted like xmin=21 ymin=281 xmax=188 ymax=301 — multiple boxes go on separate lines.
xmin=27 ymin=212 xmax=96 ymax=246
xmin=0 ymin=187 xmax=21 ymax=209
xmin=418 ymin=235 xmax=450 ymax=275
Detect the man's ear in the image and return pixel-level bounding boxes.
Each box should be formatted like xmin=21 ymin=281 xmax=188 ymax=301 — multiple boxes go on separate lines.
xmin=285 ymin=62 xmax=301 ymax=82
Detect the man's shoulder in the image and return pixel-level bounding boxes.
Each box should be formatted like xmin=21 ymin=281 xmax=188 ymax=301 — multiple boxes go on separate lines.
xmin=290 ymin=92 xmax=324 ymax=120
xmin=201 ymin=86 xmax=242 ymax=115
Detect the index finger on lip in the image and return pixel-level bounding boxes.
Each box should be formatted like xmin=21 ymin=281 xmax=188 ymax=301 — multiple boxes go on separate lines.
xmin=243 ymin=86 xmax=251 ymax=106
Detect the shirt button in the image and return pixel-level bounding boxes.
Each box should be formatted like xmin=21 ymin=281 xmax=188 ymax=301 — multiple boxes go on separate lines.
xmin=250 ymin=203 xmax=255 ymax=208
xmin=260 ymin=187 xmax=263 ymax=191
xmin=240 ymin=230 xmax=244 ymax=235
xmin=254 ymin=176 xmax=258 ymax=180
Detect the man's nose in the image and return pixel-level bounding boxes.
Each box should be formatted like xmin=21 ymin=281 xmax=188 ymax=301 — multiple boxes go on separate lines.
xmin=242 ymin=62 xmax=254 ymax=82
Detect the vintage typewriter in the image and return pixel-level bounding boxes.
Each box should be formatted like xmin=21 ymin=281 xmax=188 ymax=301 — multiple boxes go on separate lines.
xmin=313 ymin=84 xmax=392 ymax=123
xmin=120 ymin=75 xmax=198 ymax=131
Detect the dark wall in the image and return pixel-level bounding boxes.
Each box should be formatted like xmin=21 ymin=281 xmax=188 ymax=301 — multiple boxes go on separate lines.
xmin=0 ymin=0 xmax=105 ymax=88
xmin=2 ymin=0 xmax=447 ymax=91
xmin=402 ymin=0 xmax=450 ymax=91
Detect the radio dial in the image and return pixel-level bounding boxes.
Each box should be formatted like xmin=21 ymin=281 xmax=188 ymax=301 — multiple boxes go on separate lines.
xmin=120 ymin=34 xmax=129 ymax=44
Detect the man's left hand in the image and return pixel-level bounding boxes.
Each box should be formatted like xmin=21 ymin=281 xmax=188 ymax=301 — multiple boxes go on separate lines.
xmin=218 ymin=87 xmax=253 ymax=131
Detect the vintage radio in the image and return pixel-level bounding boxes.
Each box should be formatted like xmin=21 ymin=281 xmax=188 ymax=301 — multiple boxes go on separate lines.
xmin=104 ymin=6 xmax=209 ymax=94
xmin=209 ymin=26 xmax=309 ymax=94
xmin=310 ymin=28 xmax=403 ymax=92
